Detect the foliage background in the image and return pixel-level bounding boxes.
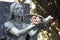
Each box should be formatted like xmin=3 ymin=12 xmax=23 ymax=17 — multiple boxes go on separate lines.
xmin=31 ymin=0 xmax=60 ymax=40
xmin=0 ymin=0 xmax=60 ymax=40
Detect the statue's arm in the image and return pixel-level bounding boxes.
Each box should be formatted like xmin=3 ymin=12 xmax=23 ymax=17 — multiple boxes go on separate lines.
xmin=28 ymin=23 xmax=42 ymax=37
xmin=43 ymin=15 xmax=54 ymax=25
xmin=28 ymin=29 xmax=39 ymax=37
xmin=4 ymin=22 xmax=35 ymax=37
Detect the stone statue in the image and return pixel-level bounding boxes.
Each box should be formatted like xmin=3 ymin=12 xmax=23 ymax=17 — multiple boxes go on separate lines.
xmin=4 ymin=0 xmax=54 ymax=40
xmin=4 ymin=0 xmax=42 ymax=40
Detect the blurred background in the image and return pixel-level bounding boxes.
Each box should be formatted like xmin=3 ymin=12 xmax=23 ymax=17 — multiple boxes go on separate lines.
xmin=0 ymin=0 xmax=60 ymax=40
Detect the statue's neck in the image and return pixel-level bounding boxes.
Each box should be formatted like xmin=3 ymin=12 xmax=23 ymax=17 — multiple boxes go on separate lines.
xmin=13 ymin=16 xmax=23 ymax=23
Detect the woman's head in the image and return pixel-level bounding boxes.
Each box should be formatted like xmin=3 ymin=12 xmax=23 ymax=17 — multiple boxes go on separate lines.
xmin=31 ymin=16 xmax=42 ymax=24
xmin=18 ymin=0 xmax=26 ymax=2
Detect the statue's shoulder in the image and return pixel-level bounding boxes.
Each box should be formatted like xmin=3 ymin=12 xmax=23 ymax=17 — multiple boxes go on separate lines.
xmin=4 ymin=21 xmax=13 ymax=27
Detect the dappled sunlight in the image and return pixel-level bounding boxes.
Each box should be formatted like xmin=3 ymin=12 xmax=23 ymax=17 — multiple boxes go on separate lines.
xmin=38 ymin=30 xmax=49 ymax=40
xmin=37 ymin=20 xmax=60 ymax=40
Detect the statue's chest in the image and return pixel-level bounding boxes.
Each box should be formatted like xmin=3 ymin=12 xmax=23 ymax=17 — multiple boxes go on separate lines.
xmin=13 ymin=22 xmax=26 ymax=29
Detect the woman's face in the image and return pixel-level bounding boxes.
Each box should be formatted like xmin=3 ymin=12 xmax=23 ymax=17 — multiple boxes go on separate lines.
xmin=31 ymin=16 xmax=42 ymax=24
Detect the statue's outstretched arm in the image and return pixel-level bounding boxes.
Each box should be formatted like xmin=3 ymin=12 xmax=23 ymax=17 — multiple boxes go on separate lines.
xmin=4 ymin=22 xmax=36 ymax=37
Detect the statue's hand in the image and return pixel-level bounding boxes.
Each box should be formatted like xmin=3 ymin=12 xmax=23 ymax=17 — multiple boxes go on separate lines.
xmin=48 ymin=15 xmax=54 ymax=20
xmin=44 ymin=15 xmax=54 ymax=22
